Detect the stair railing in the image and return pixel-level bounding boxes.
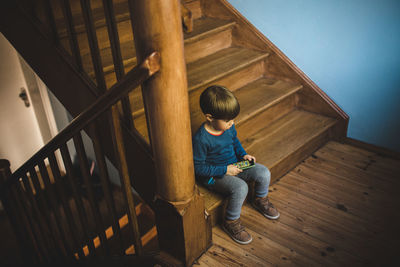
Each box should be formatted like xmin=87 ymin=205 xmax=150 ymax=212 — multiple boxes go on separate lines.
xmin=15 ymin=0 xmax=138 ymax=138
xmin=26 ymin=0 xmax=192 ymax=135
xmin=2 ymin=0 xmax=209 ymax=265
xmin=0 ymin=52 xmax=160 ymax=264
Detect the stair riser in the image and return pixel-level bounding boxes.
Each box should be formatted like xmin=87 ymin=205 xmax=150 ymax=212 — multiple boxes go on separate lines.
xmin=185 ymin=0 xmax=202 ymax=19
xmin=56 ymin=0 xmax=202 ymax=40
xmin=58 ymin=0 xmax=204 ymax=77
xmin=80 ymin=25 xmax=234 ymax=84
xmin=53 ymin=0 xmax=128 ymax=19
xmin=76 ymin=209 xmax=158 ymax=258
xmin=209 ymin=203 xmax=224 ymax=227
xmin=122 ymin=44 xmax=262 ymax=126
xmin=58 ymin=7 xmax=134 ymax=55
xmin=237 ymin=94 xmax=298 ymax=143
xmin=207 ymin=121 xmax=337 ymax=227
xmin=185 ymin=28 xmax=232 ymax=64
xmin=188 ymin=61 xmax=266 ymax=133
xmin=121 ymin=30 xmax=236 ymax=118
xmin=269 ymin=124 xmax=335 ymax=184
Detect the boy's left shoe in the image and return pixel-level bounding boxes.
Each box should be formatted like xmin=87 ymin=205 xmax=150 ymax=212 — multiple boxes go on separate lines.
xmin=252 ymin=196 xmax=280 ymax=220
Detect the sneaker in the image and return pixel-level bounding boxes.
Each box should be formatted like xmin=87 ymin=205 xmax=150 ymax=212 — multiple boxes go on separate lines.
xmin=222 ymin=218 xmax=253 ymax=245
xmin=252 ymin=196 xmax=280 ymax=220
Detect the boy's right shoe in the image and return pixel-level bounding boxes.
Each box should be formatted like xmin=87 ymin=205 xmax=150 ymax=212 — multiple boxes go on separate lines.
xmin=252 ymin=196 xmax=280 ymax=220
xmin=222 ymin=218 xmax=253 ymax=245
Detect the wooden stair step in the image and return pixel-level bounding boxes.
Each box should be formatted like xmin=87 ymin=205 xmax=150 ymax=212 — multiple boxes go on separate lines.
xmin=85 ymin=16 xmax=236 ymax=117
xmin=238 ymin=109 xmax=338 ymax=180
xmin=198 ymin=184 xmax=224 ymax=226
xmin=187 ymin=47 xmax=269 ymax=92
xmin=201 ymin=110 xmax=338 ymax=226
xmin=130 ymin=48 xmax=265 ymax=136
xmin=183 ymin=0 xmax=202 ymax=20
xmin=75 ymin=202 xmax=157 ymax=259
xmin=234 ymin=78 xmax=303 ymax=125
xmin=56 ymin=0 xmax=131 ymax=38
xmin=184 ymin=17 xmax=235 ymax=44
xmin=132 ymin=113 xmax=149 ymax=143
xmin=82 ymin=17 xmax=235 ymax=78
xmin=184 ymin=17 xmax=235 ymax=64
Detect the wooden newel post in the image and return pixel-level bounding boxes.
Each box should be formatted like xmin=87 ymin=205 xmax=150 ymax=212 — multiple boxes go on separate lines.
xmin=129 ymin=0 xmax=211 ymax=265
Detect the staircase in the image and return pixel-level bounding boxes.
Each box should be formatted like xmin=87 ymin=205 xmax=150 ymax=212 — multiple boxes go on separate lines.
xmin=51 ymin=0 xmax=346 ymax=225
xmin=0 ymin=0 xmax=348 ymax=264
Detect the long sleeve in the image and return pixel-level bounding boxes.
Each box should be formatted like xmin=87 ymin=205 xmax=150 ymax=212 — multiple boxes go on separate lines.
xmin=193 ymin=137 xmax=227 ymax=177
xmin=232 ymin=125 xmax=247 ymax=159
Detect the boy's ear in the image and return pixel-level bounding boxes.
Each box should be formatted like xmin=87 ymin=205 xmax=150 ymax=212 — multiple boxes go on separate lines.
xmin=205 ymin=114 xmax=213 ymax=122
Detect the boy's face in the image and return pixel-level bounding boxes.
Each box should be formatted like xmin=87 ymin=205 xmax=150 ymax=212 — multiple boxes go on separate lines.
xmin=211 ymin=118 xmax=234 ymax=132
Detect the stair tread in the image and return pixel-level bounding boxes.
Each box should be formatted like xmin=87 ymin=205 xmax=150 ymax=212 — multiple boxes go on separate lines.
xmin=238 ymin=109 xmax=337 ymax=168
xmin=201 ymin=110 xmax=338 ymax=213
xmin=57 ymin=0 xmax=131 ymax=37
xmin=187 ymin=47 xmax=269 ymax=91
xmin=58 ymin=0 xmax=206 ymax=39
xmin=184 ymin=17 xmax=235 ymax=44
xmin=235 ymin=78 xmax=303 ymax=125
xmin=131 ymin=47 xmax=270 ymax=131
xmin=84 ymin=17 xmax=235 ymax=79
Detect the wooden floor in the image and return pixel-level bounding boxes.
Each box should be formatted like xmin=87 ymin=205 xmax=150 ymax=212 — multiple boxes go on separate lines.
xmin=1 ymin=141 xmax=399 ymax=266
xmin=197 ymin=141 xmax=400 ymax=267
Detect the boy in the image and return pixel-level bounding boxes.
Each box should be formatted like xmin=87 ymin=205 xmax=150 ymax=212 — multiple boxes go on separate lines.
xmin=192 ymin=85 xmax=279 ymax=245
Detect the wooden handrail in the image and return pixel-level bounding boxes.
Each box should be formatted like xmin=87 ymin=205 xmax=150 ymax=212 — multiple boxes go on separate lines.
xmin=8 ymin=52 xmax=160 ymax=183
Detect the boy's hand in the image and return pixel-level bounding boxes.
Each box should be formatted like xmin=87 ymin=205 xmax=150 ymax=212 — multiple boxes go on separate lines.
xmin=226 ymin=164 xmax=243 ymax=176
xmin=243 ymin=154 xmax=256 ymax=163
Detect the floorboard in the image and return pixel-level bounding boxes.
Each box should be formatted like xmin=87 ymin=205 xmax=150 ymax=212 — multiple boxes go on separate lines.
xmin=198 ymin=141 xmax=400 ymax=266
xmin=2 ymin=140 xmax=399 ymax=265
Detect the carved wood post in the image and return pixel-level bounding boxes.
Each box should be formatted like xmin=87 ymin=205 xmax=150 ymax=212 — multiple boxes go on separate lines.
xmin=129 ymin=0 xmax=211 ymax=265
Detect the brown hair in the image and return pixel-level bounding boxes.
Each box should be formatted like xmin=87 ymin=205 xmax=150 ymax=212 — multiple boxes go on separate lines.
xmin=200 ymin=85 xmax=240 ymax=120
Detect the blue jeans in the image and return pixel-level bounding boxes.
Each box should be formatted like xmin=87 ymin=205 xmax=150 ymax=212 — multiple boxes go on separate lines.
xmin=206 ymin=163 xmax=271 ymax=220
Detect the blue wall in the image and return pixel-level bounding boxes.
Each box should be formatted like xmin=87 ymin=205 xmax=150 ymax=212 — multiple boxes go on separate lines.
xmin=229 ymin=0 xmax=400 ymax=152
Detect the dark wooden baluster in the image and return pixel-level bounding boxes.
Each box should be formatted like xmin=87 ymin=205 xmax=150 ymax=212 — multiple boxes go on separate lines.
xmin=38 ymin=160 xmax=74 ymax=260
xmin=80 ymin=0 xmax=107 ymax=91
xmin=0 ymin=160 xmax=38 ymax=263
xmin=16 ymin=177 xmax=47 ymax=262
xmin=73 ymin=132 xmax=110 ymax=256
xmin=28 ymin=167 xmax=65 ymax=259
xmin=91 ymin=123 xmax=124 ymax=255
xmin=43 ymin=0 xmax=59 ymax=44
xmin=102 ymin=0 xmax=134 ymax=129
xmin=102 ymin=0 xmax=124 ymax=79
xmin=21 ymin=173 xmax=54 ymax=262
xmin=60 ymin=0 xmax=83 ymax=71
xmin=109 ymin=106 xmax=143 ymax=255
xmin=60 ymin=143 xmax=97 ymax=258
xmin=8 ymin=179 xmax=41 ymax=263
xmin=48 ymin=152 xmax=85 ymax=260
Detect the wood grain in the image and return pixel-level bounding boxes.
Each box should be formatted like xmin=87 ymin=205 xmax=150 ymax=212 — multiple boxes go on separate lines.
xmin=198 ymin=141 xmax=400 ymax=266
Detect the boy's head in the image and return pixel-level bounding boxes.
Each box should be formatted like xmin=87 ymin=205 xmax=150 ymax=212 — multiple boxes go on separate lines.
xmin=200 ymin=85 xmax=240 ymax=121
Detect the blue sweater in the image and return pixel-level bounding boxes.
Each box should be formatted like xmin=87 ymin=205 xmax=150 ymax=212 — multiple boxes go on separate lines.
xmin=192 ymin=123 xmax=247 ymax=183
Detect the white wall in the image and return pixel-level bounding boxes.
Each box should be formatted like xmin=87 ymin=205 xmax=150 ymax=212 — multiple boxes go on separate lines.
xmin=0 ymin=34 xmax=44 ymax=171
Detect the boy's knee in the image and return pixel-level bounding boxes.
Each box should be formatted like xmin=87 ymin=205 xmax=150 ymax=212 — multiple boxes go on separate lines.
xmin=257 ymin=164 xmax=271 ymax=184
xmin=231 ymin=180 xmax=248 ymax=198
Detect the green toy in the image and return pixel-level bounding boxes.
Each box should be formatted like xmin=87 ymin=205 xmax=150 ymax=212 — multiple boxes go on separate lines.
xmin=233 ymin=159 xmax=255 ymax=170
